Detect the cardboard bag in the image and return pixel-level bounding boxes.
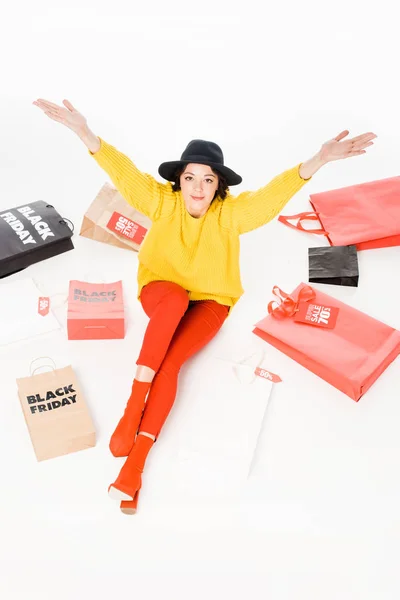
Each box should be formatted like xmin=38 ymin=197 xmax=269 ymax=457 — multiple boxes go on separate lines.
xmin=67 ymin=279 xmax=125 ymax=340
xmin=16 ymin=362 xmax=96 ymax=461
xmin=79 ymin=182 xmax=151 ymax=251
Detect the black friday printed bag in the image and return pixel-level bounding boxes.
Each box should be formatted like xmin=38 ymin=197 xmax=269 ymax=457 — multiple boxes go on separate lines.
xmin=0 ymin=201 xmax=74 ymax=278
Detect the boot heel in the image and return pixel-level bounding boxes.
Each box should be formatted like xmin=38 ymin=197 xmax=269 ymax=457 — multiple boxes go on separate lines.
xmin=120 ymin=489 xmax=140 ymax=514
xmin=108 ymin=484 xmax=135 ymax=502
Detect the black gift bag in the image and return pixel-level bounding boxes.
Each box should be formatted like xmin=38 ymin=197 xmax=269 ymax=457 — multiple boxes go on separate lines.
xmin=308 ymin=245 xmax=359 ymax=287
xmin=0 ymin=201 xmax=74 ymax=278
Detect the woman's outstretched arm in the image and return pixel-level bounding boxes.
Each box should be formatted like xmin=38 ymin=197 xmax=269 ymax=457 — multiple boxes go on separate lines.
xmin=33 ymin=98 xmax=171 ymax=220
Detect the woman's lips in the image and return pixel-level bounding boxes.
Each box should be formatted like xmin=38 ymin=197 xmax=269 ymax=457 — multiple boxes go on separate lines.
xmin=191 ymin=196 xmax=205 ymax=202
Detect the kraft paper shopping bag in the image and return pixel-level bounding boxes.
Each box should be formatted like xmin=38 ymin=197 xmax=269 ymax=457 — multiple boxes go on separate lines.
xmin=16 ymin=359 xmax=96 ymax=461
xmin=79 ymin=183 xmax=151 ymax=252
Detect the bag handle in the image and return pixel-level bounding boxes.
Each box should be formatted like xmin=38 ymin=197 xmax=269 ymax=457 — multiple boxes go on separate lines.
xmin=278 ymin=212 xmax=329 ymax=236
xmin=59 ymin=217 xmax=75 ymax=234
xmin=45 ymin=205 xmax=75 ymax=234
xmin=29 ymin=356 xmax=57 ymax=376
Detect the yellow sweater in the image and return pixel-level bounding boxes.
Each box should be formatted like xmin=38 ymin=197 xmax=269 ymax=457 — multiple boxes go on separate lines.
xmin=91 ymin=139 xmax=310 ymax=308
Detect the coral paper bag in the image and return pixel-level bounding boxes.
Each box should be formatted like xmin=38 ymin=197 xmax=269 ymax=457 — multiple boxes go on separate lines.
xmin=279 ymin=176 xmax=400 ymax=250
xmin=253 ymin=283 xmax=400 ymax=401
xmin=67 ymin=280 xmax=125 ymax=340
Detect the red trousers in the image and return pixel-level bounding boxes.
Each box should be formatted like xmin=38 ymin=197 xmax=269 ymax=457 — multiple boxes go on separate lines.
xmin=136 ymin=281 xmax=229 ymax=438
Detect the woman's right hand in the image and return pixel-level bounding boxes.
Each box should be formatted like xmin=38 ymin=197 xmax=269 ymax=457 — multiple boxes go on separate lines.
xmin=33 ymin=98 xmax=101 ymax=153
xmin=33 ymin=99 xmax=87 ymax=133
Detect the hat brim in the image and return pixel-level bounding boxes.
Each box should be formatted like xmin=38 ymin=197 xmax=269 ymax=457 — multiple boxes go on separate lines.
xmin=158 ymin=160 xmax=242 ymax=186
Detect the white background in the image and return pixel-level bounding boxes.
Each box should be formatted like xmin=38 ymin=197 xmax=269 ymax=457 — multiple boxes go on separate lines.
xmin=1 ymin=1 xmax=400 ymax=598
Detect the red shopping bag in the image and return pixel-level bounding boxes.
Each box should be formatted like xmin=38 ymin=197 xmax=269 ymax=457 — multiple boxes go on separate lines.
xmin=252 ymin=283 xmax=400 ymax=401
xmin=278 ymin=176 xmax=400 ymax=250
xmin=67 ymin=280 xmax=125 ymax=340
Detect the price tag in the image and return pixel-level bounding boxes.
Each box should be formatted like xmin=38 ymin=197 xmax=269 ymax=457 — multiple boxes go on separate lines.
xmin=106 ymin=211 xmax=148 ymax=244
xmin=38 ymin=297 xmax=50 ymax=316
xmin=294 ymin=302 xmax=339 ymax=329
xmin=254 ymin=367 xmax=282 ymax=383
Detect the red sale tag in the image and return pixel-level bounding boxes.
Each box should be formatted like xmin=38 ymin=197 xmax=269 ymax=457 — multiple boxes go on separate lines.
xmin=106 ymin=211 xmax=148 ymax=245
xmin=294 ymin=302 xmax=339 ymax=329
xmin=38 ymin=296 xmax=50 ymax=316
xmin=254 ymin=367 xmax=282 ymax=383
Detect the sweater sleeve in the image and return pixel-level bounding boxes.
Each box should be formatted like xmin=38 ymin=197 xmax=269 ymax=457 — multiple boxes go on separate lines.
xmin=89 ymin=138 xmax=170 ymax=221
xmin=227 ymin=164 xmax=311 ymax=235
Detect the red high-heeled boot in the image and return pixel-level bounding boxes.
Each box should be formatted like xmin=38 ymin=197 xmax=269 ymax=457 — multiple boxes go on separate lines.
xmin=108 ymin=433 xmax=154 ymax=502
xmin=109 ymin=380 xmax=151 ymax=457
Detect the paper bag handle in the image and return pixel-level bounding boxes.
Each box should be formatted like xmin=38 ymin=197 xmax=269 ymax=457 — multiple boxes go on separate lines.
xmin=45 ymin=205 xmax=74 ymax=234
xmin=278 ymin=212 xmax=329 ymax=236
xmin=30 ymin=356 xmax=57 ymax=376
xmin=59 ymin=217 xmax=75 ymax=233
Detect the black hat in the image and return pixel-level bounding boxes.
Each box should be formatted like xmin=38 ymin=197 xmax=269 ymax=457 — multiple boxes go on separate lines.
xmin=158 ymin=139 xmax=242 ymax=186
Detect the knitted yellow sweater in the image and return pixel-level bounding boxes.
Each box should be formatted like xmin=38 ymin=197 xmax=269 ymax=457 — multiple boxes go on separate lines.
xmin=91 ymin=139 xmax=310 ymax=307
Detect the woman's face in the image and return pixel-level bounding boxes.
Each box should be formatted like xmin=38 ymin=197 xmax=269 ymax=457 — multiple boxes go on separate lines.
xmin=180 ymin=163 xmax=219 ymax=218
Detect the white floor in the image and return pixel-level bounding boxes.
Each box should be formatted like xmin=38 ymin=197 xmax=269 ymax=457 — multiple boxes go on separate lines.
xmin=1 ymin=3 xmax=400 ymax=599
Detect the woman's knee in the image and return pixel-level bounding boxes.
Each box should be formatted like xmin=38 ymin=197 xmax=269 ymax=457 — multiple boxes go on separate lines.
xmin=164 ymin=283 xmax=190 ymax=315
xmin=141 ymin=281 xmax=189 ymax=318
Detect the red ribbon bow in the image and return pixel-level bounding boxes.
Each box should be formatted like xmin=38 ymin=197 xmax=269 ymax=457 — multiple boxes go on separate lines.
xmin=267 ymin=285 xmax=316 ymax=319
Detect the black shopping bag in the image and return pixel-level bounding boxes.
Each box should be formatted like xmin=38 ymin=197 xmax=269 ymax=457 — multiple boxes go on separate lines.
xmin=0 ymin=201 xmax=74 ymax=278
xmin=308 ymin=245 xmax=359 ymax=287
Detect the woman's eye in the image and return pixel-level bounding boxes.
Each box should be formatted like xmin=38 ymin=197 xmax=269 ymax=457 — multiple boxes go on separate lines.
xmin=205 ymin=179 xmax=214 ymax=183
xmin=184 ymin=176 xmax=193 ymax=181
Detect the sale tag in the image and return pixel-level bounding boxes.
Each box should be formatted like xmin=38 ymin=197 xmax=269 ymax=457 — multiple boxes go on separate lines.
xmin=38 ymin=297 xmax=50 ymax=317
xmin=254 ymin=367 xmax=282 ymax=383
xmin=294 ymin=302 xmax=339 ymax=329
xmin=106 ymin=211 xmax=148 ymax=245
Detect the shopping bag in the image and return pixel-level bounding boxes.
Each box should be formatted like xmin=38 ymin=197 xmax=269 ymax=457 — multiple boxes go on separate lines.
xmin=252 ymin=283 xmax=400 ymax=401
xmin=0 ymin=278 xmax=61 ymax=346
xmin=16 ymin=359 xmax=96 ymax=461
xmin=67 ymin=280 xmax=125 ymax=340
xmin=0 ymin=201 xmax=74 ymax=278
xmin=148 ymin=351 xmax=276 ymax=498
xmin=278 ymin=176 xmax=400 ymax=250
xmin=79 ymin=183 xmax=151 ymax=252
xmin=308 ymin=245 xmax=359 ymax=287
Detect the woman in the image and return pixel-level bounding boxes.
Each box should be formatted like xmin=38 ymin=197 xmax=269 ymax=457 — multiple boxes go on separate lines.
xmin=33 ymin=98 xmax=376 ymax=513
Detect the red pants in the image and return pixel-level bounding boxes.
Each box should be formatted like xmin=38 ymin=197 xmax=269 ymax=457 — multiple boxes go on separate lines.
xmin=136 ymin=281 xmax=229 ymax=438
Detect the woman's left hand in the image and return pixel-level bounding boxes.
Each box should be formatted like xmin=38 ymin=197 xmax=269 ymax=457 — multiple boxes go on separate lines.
xmin=319 ymin=130 xmax=377 ymax=163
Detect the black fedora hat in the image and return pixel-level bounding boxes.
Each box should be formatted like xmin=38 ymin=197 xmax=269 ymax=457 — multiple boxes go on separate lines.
xmin=158 ymin=139 xmax=242 ymax=186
